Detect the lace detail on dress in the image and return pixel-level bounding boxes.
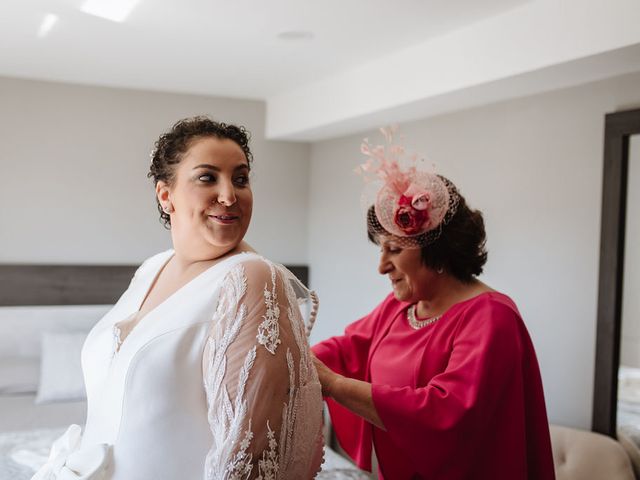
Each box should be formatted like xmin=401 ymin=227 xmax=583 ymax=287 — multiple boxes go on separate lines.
xmin=256 ymin=264 xmax=281 ymax=355
xmin=203 ymin=258 xmax=323 ymax=480
xmin=225 ymin=424 xmax=254 ymax=479
xmin=256 ymin=422 xmax=279 ymax=480
xmin=204 ymin=265 xmax=255 ymax=480
xmin=277 ymin=349 xmax=297 ymax=473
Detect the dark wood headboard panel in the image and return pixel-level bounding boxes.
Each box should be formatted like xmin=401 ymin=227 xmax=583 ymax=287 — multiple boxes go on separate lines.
xmin=285 ymin=266 xmax=308 ymax=288
xmin=0 ymin=264 xmax=308 ymax=306
xmin=0 ymin=265 xmax=137 ymax=306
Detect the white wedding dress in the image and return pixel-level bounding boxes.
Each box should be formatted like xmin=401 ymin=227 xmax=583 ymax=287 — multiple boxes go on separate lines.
xmin=33 ymin=250 xmax=324 ymax=480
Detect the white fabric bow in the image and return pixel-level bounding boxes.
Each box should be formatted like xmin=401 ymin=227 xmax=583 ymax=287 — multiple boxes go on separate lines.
xmin=31 ymin=424 xmax=110 ymax=480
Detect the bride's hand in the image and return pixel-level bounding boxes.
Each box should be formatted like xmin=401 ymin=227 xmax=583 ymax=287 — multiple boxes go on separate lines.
xmin=311 ymin=354 xmax=341 ymax=398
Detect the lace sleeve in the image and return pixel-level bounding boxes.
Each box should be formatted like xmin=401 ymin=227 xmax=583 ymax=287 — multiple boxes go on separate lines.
xmin=202 ymin=258 xmax=323 ymax=480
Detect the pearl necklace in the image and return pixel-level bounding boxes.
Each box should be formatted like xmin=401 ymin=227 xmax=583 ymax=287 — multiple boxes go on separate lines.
xmin=407 ymin=304 xmax=441 ymax=330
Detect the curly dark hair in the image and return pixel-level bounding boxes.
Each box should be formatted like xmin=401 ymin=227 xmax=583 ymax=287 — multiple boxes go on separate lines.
xmin=148 ymin=116 xmax=253 ymax=228
xmin=367 ymin=190 xmax=488 ymax=283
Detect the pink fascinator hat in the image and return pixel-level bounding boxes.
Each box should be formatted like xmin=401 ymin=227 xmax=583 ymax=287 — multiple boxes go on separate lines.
xmin=356 ymin=126 xmax=460 ymax=248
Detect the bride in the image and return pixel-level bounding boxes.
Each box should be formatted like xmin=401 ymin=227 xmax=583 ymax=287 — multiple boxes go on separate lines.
xmin=33 ymin=117 xmax=324 ymax=480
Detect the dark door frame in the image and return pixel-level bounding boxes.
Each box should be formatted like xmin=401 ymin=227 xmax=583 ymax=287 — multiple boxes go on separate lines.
xmin=592 ymin=108 xmax=640 ymax=437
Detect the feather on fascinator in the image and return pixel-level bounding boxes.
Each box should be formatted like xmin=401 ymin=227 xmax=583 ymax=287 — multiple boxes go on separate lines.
xmin=356 ymin=126 xmax=460 ymax=248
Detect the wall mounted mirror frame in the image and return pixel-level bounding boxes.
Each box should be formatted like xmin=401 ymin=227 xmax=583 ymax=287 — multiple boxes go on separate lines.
xmin=593 ymin=107 xmax=640 ymax=437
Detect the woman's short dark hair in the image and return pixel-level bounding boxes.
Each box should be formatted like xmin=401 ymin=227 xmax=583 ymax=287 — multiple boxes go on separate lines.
xmin=367 ymin=193 xmax=488 ymax=283
xmin=148 ymin=116 xmax=253 ymax=228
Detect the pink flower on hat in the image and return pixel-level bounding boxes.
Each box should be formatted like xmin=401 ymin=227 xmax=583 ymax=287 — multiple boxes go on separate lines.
xmin=394 ymin=195 xmax=429 ymax=235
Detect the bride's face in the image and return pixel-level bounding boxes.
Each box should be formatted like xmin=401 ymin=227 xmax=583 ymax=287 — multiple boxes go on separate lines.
xmin=157 ymin=136 xmax=253 ymax=254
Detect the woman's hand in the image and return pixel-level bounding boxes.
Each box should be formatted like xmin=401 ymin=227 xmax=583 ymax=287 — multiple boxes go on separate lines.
xmin=311 ymin=353 xmax=385 ymax=429
xmin=312 ymin=354 xmax=341 ymax=397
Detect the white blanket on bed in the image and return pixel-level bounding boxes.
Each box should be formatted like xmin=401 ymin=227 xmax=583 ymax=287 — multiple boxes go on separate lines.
xmin=1 ymin=428 xmax=62 ymax=480
xmin=0 ymin=427 xmax=370 ymax=480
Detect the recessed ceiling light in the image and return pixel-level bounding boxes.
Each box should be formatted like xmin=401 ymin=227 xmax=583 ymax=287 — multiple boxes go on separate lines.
xmin=37 ymin=13 xmax=59 ymax=38
xmin=80 ymin=0 xmax=141 ymax=23
xmin=277 ymin=31 xmax=315 ymax=42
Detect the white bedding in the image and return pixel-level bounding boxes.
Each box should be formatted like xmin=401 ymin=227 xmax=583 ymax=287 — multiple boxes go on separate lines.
xmin=0 ymin=394 xmax=86 ymax=432
xmin=0 ymin=426 xmax=369 ymax=480
xmin=0 ymin=305 xmax=100 ymax=433
xmin=618 ymin=365 xmax=640 ymax=450
xmin=0 ymin=427 xmax=58 ymax=480
xmin=0 ymin=395 xmax=370 ymax=479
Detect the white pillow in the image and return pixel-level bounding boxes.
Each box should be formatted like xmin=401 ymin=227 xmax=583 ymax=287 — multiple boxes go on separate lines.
xmin=35 ymin=332 xmax=87 ymax=404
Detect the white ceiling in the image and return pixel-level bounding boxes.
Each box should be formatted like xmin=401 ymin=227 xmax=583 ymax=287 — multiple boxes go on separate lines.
xmin=2 ymin=0 xmax=640 ymax=141
xmin=0 ymin=0 xmax=528 ymax=98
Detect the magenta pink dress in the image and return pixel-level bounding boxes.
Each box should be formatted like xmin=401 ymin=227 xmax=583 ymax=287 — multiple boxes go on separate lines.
xmin=313 ymin=292 xmax=555 ymax=480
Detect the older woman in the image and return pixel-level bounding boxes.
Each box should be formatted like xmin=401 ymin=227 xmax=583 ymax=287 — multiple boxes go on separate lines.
xmin=312 ymin=130 xmax=555 ymax=479
xmin=33 ymin=117 xmax=323 ymax=480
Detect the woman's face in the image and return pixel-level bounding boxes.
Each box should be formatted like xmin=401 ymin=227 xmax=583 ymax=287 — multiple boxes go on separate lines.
xmin=377 ymin=236 xmax=437 ymax=303
xmin=157 ymin=136 xmax=253 ymax=256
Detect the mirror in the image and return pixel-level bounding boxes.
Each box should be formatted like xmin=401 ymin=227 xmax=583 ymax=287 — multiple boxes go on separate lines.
xmin=618 ymin=134 xmax=640 ymax=438
xmin=593 ymin=108 xmax=640 ymax=437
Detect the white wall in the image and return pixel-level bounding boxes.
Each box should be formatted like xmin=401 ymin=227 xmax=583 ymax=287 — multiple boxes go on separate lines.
xmin=621 ymin=135 xmax=640 ymax=368
xmin=3 ymin=70 xmax=640 ymax=431
xmin=0 ymin=76 xmax=309 ymax=265
xmin=267 ymin=0 xmax=640 ymax=140
xmin=307 ymin=71 xmax=640 ymax=430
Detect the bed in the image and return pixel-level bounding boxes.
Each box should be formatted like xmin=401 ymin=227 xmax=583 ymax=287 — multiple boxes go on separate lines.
xmin=0 ymin=263 xmax=368 ymax=479
xmin=618 ymin=366 xmax=640 ymax=441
